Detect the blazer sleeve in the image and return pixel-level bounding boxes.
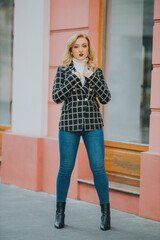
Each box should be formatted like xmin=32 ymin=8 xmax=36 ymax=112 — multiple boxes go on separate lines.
xmin=86 ymin=68 xmax=111 ymax=104
xmin=52 ymin=66 xmax=81 ymax=104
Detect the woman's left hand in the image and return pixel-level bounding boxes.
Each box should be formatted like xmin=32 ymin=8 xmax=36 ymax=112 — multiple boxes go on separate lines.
xmin=83 ymin=68 xmax=94 ymax=78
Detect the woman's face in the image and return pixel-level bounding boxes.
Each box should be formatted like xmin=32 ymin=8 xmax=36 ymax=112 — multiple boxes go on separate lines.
xmin=71 ymin=37 xmax=89 ymax=61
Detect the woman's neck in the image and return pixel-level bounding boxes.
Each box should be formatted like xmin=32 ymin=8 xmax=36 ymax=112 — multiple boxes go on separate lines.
xmin=73 ymin=57 xmax=88 ymax=65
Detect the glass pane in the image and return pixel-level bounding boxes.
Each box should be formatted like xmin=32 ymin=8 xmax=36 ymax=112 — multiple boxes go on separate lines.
xmin=104 ymin=0 xmax=154 ymax=144
xmin=0 ymin=0 xmax=13 ymax=125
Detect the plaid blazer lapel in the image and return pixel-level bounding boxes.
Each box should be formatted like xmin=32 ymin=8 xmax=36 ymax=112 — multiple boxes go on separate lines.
xmin=66 ymin=61 xmax=93 ymax=94
xmin=67 ymin=62 xmax=87 ymax=92
xmin=66 ymin=62 xmax=75 ymax=71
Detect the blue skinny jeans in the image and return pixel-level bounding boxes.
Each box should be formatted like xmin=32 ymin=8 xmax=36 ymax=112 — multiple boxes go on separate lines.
xmin=57 ymin=128 xmax=109 ymax=204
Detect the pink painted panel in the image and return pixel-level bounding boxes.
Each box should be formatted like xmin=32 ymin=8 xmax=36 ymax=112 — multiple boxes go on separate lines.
xmin=110 ymin=190 xmax=139 ymax=215
xmin=78 ymin=183 xmax=99 ymax=204
xmin=88 ymin=0 xmax=100 ymax=57
xmin=48 ymin=68 xmax=57 ymax=102
xmin=150 ymin=69 xmax=160 ymax=108
xmin=48 ymin=104 xmax=62 ymax=138
xmin=149 ymin=112 xmax=160 ymax=153
xmin=49 ymin=30 xmax=89 ymax=66
xmin=139 ymin=152 xmax=160 ymax=221
xmin=50 ymin=0 xmax=89 ymax=30
xmin=41 ymin=138 xmax=59 ymax=194
xmin=78 ymin=183 xmax=139 ymax=215
xmin=152 ymin=24 xmax=160 ymax=65
xmin=1 ymin=133 xmax=43 ymax=191
xmin=154 ymin=0 xmax=160 ymax=20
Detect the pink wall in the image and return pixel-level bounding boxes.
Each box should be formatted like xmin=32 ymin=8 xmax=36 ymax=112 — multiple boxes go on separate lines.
xmin=139 ymin=0 xmax=160 ymax=221
xmin=1 ymin=132 xmax=43 ymax=191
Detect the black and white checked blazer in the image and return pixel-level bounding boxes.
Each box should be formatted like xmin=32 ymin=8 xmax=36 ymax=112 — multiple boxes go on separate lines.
xmin=52 ymin=61 xmax=111 ymax=132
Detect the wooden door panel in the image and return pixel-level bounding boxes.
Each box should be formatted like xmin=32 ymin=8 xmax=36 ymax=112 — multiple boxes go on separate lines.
xmin=105 ymin=148 xmax=140 ymax=177
xmin=104 ymin=140 xmax=149 ymax=186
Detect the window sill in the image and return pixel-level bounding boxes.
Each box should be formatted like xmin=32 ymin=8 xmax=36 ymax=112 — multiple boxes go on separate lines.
xmin=77 ymin=178 xmax=140 ymax=196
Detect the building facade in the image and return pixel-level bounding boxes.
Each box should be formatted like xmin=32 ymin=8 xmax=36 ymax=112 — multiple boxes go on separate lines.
xmin=0 ymin=0 xmax=160 ymax=221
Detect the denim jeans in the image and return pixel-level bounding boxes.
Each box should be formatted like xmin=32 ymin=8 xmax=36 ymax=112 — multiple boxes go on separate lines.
xmin=57 ymin=128 xmax=109 ymax=204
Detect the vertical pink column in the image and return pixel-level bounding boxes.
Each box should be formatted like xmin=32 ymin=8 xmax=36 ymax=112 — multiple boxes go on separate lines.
xmin=139 ymin=0 xmax=160 ymax=221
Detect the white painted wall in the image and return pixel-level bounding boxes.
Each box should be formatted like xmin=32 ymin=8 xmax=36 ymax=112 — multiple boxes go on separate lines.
xmin=12 ymin=0 xmax=50 ymax=136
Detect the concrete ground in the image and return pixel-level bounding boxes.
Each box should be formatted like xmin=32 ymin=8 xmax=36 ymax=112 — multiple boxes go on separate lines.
xmin=0 ymin=182 xmax=160 ymax=240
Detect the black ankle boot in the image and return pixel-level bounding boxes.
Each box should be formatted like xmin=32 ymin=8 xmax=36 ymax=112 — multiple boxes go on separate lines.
xmin=100 ymin=203 xmax=111 ymax=231
xmin=54 ymin=202 xmax=66 ymax=229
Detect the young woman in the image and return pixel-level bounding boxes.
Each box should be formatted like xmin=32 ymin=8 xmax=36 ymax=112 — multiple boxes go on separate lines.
xmin=52 ymin=33 xmax=111 ymax=231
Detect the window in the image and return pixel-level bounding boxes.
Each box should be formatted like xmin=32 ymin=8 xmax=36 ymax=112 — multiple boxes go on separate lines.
xmin=104 ymin=0 xmax=154 ymax=144
xmin=0 ymin=0 xmax=14 ymax=125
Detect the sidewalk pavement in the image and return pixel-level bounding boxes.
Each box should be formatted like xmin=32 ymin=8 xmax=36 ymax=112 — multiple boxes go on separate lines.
xmin=0 ymin=182 xmax=160 ymax=240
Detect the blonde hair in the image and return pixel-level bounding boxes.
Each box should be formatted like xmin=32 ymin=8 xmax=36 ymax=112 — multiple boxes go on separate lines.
xmin=62 ymin=33 xmax=97 ymax=72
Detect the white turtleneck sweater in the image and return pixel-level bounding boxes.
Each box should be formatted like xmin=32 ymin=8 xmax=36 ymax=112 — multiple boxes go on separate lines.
xmin=73 ymin=58 xmax=88 ymax=86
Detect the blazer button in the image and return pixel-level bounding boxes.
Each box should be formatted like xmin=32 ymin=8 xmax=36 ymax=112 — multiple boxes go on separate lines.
xmin=90 ymin=89 xmax=92 ymax=91
xmin=73 ymin=88 xmax=76 ymax=92
xmin=84 ymin=98 xmax=88 ymax=101
xmin=77 ymin=98 xmax=80 ymax=102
